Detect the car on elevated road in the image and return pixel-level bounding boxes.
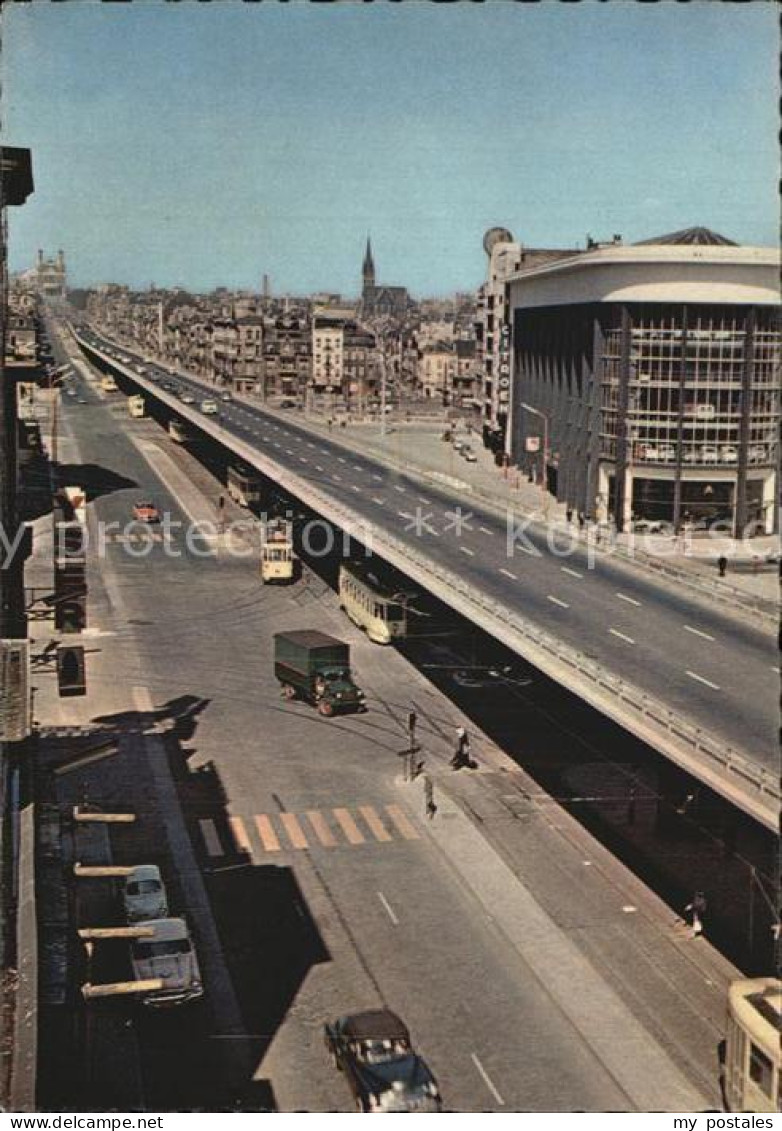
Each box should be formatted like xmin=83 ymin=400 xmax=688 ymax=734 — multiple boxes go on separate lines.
xmin=324 ymin=1009 xmax=442 ymax=1112
xmin=132 ymin=500 xmax=160 ymax=524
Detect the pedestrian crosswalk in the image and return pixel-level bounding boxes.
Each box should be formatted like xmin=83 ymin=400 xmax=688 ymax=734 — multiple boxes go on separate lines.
xmin=198 ymin=803 xmax=420 ymax=859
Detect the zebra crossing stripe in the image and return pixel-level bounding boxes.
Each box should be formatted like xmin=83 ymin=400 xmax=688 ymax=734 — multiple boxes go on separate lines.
xmin=229 ymin=816 xmax=252 ymax=854
xmin=255 ymin=814 xmax=281 ymax=852
xmin=199 ymin=818 xmax=223 ymax=857
xmin=385 ymin=804 xmax=420 ymax=841
xmin=306 ymin=810 xmax=337 ymax=847
xmin=359 ymin=805 xmax=392 ymax=842
xmin=333 ymin=808 xmax=365 ymax=845
xmin=279 ymin=811 xmax=309 ymax=850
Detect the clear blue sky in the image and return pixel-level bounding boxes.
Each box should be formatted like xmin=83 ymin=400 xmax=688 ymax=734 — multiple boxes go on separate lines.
xmin=3 ymin=1 xmax=778 ymax=296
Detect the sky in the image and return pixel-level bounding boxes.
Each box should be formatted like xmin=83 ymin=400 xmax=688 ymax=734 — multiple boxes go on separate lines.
xmin=2 ymin=1 xmax=779 ymax=297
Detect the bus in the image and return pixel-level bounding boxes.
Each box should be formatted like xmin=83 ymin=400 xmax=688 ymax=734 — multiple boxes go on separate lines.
xmin=338 ymin=561 xmax=408 ymax=645
xmin=128 ymin=395 xmax=145 ymax=418
xmin=100 ymin=374 xmax=118 ymax=392
xmin=227 ymin=465 xmax=263 ymax=508
xmin=261 ymin=519 xmax=295 ymax=583
xmin=720 ymin=978 xmax=780 ymax=1112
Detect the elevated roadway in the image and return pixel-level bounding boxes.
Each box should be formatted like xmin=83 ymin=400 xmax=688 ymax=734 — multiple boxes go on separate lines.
xmin=71 ymin=327 xmax=779 ymax=829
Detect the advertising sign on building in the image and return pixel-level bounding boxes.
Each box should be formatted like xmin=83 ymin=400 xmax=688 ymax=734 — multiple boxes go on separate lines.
xmin=0 ymin=640 xmax=32 ymax=742
xmin=525 ymin=436 xmax=541 ymax=453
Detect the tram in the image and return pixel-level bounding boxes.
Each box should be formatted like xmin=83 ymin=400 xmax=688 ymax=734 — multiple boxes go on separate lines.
xmin=227 ymin=464 xmax=263 ymax=508
xmin=720 ymin=977 xmax=780 ymax=1112
xmin=261 ymin=519 xmax=295 ymax=583
xmin=338 ymin=561 xmax=408 ymax=645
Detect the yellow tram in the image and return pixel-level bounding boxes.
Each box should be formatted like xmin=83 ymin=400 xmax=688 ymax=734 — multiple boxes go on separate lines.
xmin=338 ymin=561 xmax=408 ymax=645
xmin=261 ymin=519 xmax=295 ymax=583
xmin=721 ymin=977 xmax=780 ymax=1112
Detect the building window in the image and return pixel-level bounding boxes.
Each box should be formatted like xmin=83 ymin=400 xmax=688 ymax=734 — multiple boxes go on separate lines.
xmin=748 ymin=1044 xmax=773 ymax=1096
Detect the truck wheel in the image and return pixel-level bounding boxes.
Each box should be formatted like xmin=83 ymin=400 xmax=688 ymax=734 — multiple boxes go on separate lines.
xmin=318 ymin=701 xmax=334 ymax=717
xmin=282 ymin=684 xmax=296 ymax=700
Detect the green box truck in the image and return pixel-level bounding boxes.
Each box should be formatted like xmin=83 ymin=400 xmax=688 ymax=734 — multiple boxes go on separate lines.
xmin=274 ymin=630 xmax=365 ymax=716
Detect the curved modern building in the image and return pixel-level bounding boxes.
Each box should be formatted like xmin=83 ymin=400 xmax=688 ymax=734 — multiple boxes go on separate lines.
xmin=506 ymin=228 xmax=780 ymax=535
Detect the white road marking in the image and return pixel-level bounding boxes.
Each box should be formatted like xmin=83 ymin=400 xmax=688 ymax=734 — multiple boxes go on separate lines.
xmin=471 ymin=1053 xmax=504 ymax=1106
xmin=315 ymin=464 xmax=324 ymax=472
xmin=397 ymin=511 xmax=411 ymax=520
xmin=394 ymin=485 xmax=406 ymax=493
xmin=684 ymin=625 xmax=715 ymax=642
xmin=499 ymin=568 xmax=517 ymax=580
xmin=418 ymin=496 xmax=431 ymax=505
xmin=609 ymin=628 xmax=635 ymax=645
xmin=686 ymin=670 xmax=721 ymax=691
xmin=307 ymin=442 xmax=316 ymax=449
xmin=351 ymin=485 xmax=361 ymax=493
xmin=285 ymin=448 xmax=294 ymax=455
xmin=273 ymin=441 xmax=281 ymax=448
xmin=332 ymin=474 xmax=342 ymax=482
xmin=372 ymin=474 xmax=383 ymax=482
xmin=772 ymin=666 xmax=780 ymax=674
xmin=372 ymin=497 xmax=385 ymax=506
xmin=547 ymin=595 xmax=570 ymax=608
xmin=319 ymin=447 xmax=328 ymax=454
xmin=338 ymin=456 xmax=347 ymax=464
xmin=616 ymin=592 xmax=641 ymax=607
xmin=561 ymin=566 xmax=583 ymax=579
xmin=460 ymin=546 xmax=475 ymax=556
xmin=298 ymin=457 xmax=308 ymax=464
xmin=352 ymin=464 xmax=362 ymax=472
xmin=377 ymin=891 xmax=399 ymax=926
xmin=479 ymin=525 xmax=494 ymax=536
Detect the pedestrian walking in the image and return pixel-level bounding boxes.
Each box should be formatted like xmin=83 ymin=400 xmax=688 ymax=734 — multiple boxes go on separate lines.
xmin=717 ymin=554 xmax=728 ymax=578
xmin=577 ymin=512 xmax=585 ymax=531
xmin=684 ymin=891 xmax=707 ymax=938
xmin=423 ymin=775 xmax=436 ymax=820
xmin=451 ymin=726 xmax=470 ymax=769
xmin=566 ymin=507 xmax=574 ymax=525
xmin=408 ymin=709 xmax=417 ymax=750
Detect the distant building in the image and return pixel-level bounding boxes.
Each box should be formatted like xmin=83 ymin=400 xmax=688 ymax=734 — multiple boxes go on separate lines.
xmin=506 ymin=227 xmax=780 ymax=535
xmin=19 ymin=249 xmax=67 ymax=297
xmin=360 ymin=238 xmax=411 ymax=319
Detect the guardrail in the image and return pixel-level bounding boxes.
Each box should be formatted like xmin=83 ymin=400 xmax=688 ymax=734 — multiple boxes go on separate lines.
xmin=75 ymin=331 xmax=780 ymax=830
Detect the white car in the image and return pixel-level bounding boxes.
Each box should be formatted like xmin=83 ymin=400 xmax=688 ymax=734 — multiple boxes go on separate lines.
xmin=720 ymin=446 xmax=738 ymax=463
xmin=700 ymin=447 xmax=719 ymax=463
xmin=200 ymin=399 xmax=219 ymax=415
xmin=181 ymin=393 xmax=196 ymax=405
xmin=130 ymin=918 xmax=203 ymax=1007
xmin=123 ymin=864 xmax=168 ymax=923
xmin=220 ymin=391 xmax=232 ymax=402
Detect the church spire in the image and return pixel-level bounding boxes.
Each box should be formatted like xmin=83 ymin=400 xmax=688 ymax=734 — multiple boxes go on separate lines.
xmin=362 ymin=235 xmax=375 ymax=293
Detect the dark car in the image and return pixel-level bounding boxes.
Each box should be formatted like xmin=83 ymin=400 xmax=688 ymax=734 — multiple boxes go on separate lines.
xmin=324 ymin=1009 xmax=442 ymax=1112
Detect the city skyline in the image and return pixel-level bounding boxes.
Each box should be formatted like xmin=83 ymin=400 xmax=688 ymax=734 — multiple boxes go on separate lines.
xmin=3 ymin=2 xmax=779 ymax=295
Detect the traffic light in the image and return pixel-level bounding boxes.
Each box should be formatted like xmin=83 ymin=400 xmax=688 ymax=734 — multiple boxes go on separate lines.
xmin=57 ymin=643 xmax=86 ymax=696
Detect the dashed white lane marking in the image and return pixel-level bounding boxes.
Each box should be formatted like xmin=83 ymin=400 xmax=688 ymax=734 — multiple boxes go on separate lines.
xmin=561 ymin=566 xmax=583 ymax=579
xmin=609 ymin=628 xmax=635 ymax=645
xmin=499 ymin=568 xmax=517 ymax=580
xmin=332 ymin=474 xmax=342 ymax=482
xmin=285 ymin=448 xmax=294 ymax=455
xmin=471 ymin=1054 xmax=504 ymax=1107
xmin=684 ymin=625 xmax=715 ymax=642
xmin=394 ymin=485 xmax=406 ymax=493
xmin=372 ymin=497 xmax=385 ymax=506
xmin=298 ymin=457 xmax=308 ymax=464
xmin=460 ymin=546 xmax=475 ymax=556
xmin=319 ymin=447 xmax=328 ymax=454
xmin=351 ymin=485 xmax=362 ymax=493
xmin=479 ymin=525 xmax=494 ymax=536
xmin=372 ymin=474 xmax=383 ymax=482
xmin=315 ymin=464 xmax=324 ymax=472
xmin=686 ymin=670 xmax=721 ymax=691
xmin=377 ymin=891 xmax=399 ymax=926
xmin=338 ymin=456 xmax=347 ymax=464
xmin=616 ymin=592 xmax=641 ymax=607
xmin=273 ymin=441 xmax=281 ymax=448
xmin=307 ymin=442 xmax=316 ymax=449
xmin=418 ymin=496 xmax=432 ymax=505
xmin=352 ymin=464 xmax=363 ymax=472
xmin=547 ymin=595 xmax=570 ymax=609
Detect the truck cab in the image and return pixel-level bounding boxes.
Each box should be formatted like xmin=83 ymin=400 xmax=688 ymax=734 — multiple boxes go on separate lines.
xmin=274 ymin=630 xmax=365 ymax=716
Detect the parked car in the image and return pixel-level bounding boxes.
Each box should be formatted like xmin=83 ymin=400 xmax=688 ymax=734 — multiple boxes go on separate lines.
xmin=658 ymin=446 xmax=676 ymax=461
xmin=132 ymin=500 xmax=160 ymax=524
xmin=280 ymin=399 xmax=296 ymax=409
xmin=123 ymin=864 xmax=168 ymax=923
xmin=130 ymin=918 xmax=203 ymax=1007
xmin=461 ymin=447 xmax=477 ymax=463
xmin=200 ymin=399 xmax=219 ymax=415
xmin=700 ymin=447 xmax=719 ymax=463
xmin=181 ymin=393 xmax=196 ymax=405
xmin=324 ymin=1010 xmax=442 ymax=1112
xmin=720 ymin=446 xmax=738 ymax=463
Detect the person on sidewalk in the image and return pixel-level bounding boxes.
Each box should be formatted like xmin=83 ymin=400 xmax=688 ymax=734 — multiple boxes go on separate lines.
xmin=451 ymin=726 xmax=475 ymax=770
xmin=717 ymin=555 xmax=728 ymax=578
xmin=684 ymin=891 xmax=707 ymax=938
xmin=566 ymin=507 xmax=573 ymax=525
